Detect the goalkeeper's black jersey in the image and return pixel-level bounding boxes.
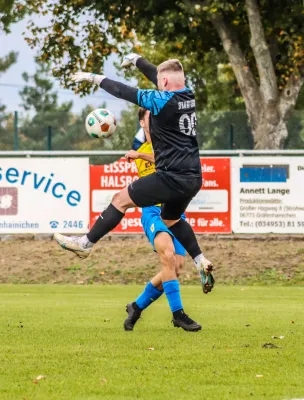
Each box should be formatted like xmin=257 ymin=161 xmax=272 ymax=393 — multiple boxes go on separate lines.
xmin=100 ymin=57 xmax=201 ymax=177
xmin=137 ymin=88 xmax=201 ymax=177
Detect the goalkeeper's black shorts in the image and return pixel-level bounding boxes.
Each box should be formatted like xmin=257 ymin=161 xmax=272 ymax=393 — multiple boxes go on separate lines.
xmin=128 ymin=171 xmax=202 ymax=221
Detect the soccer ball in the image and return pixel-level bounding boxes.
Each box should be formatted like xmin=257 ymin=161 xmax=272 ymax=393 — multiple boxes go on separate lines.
xmin=85 ymin=108 xmax=117 ymax=139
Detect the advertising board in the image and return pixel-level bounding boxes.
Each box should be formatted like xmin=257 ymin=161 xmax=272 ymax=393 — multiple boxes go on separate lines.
xmin=0 ymin=158 xmax=89 ymax=233
xmin=232 ymin=157 xmax=304 ymax=233
xmin=90 ymin=158 xmax=231 ymax=233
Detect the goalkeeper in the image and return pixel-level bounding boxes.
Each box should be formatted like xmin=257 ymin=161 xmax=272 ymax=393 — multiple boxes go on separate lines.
xmin=55 ymin=54 xmax=214 ymax=332
xmin=123 ymin=107 xmax=214 ymax=331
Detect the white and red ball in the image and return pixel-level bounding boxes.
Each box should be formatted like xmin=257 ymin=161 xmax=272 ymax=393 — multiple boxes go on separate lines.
xmin=85 ymin=108 xmax=117 ymax=139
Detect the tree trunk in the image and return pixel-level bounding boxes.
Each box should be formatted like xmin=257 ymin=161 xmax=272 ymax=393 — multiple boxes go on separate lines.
xmin=251 ymin=74 xmax=304 ymax=149
xmin=251 ymin=108 xmax=288 ymax=149
xmin=211 ymin=1 xmax=303 ymax=150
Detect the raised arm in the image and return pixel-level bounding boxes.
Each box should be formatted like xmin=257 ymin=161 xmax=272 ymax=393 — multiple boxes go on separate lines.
xmin=135 ymin=58 xmax=158 ymax=86
xmin=121 ymin=53 xmax=158 ymax=86
xmin=71 ymin=72 xmax=139 ymax=104
xmin=71 ymin=72 xmax=169 ymax=113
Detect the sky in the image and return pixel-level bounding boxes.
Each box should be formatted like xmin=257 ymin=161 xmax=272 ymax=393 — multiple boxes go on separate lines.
xmin=0 ymin=18 xmax=130 ymax=118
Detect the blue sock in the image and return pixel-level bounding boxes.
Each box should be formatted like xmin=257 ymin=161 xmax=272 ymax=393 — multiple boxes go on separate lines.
xmin=163 ymin=280 xmax=183 ymax=313
xmin=135 ymin=282 xmax=163 ymax=310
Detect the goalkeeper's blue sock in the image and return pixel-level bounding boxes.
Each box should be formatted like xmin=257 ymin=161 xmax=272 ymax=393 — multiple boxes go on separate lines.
xmin=163 ymin=280 xmax=183 ymax=313
xmin=135 ymin=282 xmax=163 ymax=310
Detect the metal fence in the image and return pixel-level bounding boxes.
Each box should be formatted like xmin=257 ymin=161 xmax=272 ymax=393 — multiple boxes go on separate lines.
xmin=1 ymin=149 xmax=304 ymax=169
xmin=2 ymin=150 xmax=304 ymax=156
xmin=1 ymin=109 xmax=304 ymax=153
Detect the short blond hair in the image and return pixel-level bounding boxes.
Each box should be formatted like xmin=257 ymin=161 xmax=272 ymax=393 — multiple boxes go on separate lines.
xmin=157 ymin=59 xmax=184 ymax=74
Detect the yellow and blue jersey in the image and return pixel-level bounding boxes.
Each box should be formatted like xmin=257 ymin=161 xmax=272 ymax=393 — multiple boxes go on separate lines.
xmin=134 ymin=142 xmax=156 ymax=178
xmin=132 ymin=127 xmax=146 ymax=150
xmin=131 ymin=139 xmax=186 ymax=256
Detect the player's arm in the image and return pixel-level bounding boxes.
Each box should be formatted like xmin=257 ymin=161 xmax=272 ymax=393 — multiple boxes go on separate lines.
xmin=71 ymin=72 xmax=140 ymax=105
xmin=100 ymin=78 xmax=139 ymax=104
xmin=137 ymin=152 xmax=155 ymax=163
xmin=137 ymin=89 xmax=174 ymax=115
xmin=100 ymin=80 xmax=169 ymax=114
xmin=121 ymin=53 xmax=157 ymax=86
xmin=136 ymin=58 xmax=158 ymax=86
xmin=71 ymin=73 xmax=171 ymax=113
xmin=125 ymin=150 xmax=155 ymax=163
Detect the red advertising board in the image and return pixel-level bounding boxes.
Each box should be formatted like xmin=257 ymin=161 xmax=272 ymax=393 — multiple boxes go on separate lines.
xmin=186 ymin=158 xmax=231 ymax=233
xmin=90 ymin=158 xmax=231 ymax=233
xmin=90 ymin=160 xmax=141 ymax=233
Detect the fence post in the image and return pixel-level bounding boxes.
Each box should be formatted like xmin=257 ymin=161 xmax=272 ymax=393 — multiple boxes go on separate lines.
xmin=47 ymin=126 xmax=52 ymax=151
xmin=229 ymin=124 xmax=234 ymax=150
xmin=14 ymin=111 xmax=19 ymax=151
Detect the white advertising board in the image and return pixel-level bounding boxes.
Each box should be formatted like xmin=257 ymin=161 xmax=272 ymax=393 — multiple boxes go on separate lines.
xmin=0 ymin=158 xmax=89 ymax=233
xmin=232 ymin=157 xmax=304 ymax=233
xmin=187 ymin=190 xmax=228 ymax=213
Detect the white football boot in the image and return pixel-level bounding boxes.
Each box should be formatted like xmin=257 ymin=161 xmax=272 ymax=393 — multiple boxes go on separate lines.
xmin=54 ymin=233 xmax=91 ymax=259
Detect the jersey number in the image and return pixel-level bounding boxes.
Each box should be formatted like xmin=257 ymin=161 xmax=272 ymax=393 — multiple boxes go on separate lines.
xmin=179 ymin=112 xmax=197 ymax=136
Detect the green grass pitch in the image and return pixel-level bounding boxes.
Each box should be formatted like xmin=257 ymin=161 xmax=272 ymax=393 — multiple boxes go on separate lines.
xmin=0 ymin=285 xmax=303 ymax=400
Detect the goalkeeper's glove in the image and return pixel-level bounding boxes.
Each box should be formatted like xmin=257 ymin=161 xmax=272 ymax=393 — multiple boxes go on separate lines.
xmin=194 ymin=256 xmax=215 ymax=294
xmin=71 ymin=72 xmax=106 ymax=85
xmin=121 ymin=53 xmax=142 ymax=68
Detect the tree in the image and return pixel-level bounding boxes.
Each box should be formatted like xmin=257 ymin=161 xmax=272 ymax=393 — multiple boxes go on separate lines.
xmin=0 ymin=0 xmax=29 ymax=149
xmin=16 ymin=60 xmax=93 ymax=150
xmin=0 ymin=52 xmax=18 ymax=150
xmin=18 ymin=60 xmax=75 ymax=149
xmin=18 ymin=59 xmax=136 ymax=153
xmin=24 ymin=0 xmax=304 ymax=149
xmin=113 ymin=105 xmax=139 ymax=149
xmin=117 ymin=40 xmax=243 ymax=112
xmin=0 ymin=0 xmax=27 ymax=33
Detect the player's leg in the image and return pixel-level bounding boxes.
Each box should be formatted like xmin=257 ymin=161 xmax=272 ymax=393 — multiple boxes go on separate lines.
xmin=142 ymin=206 xmax=186 ymax=287
xmin=124 ymin=255 xmax=185 ymax=331
xmin=161 ymin=201 xmax=215 ymax=293
xmin=175 ymin=255 xmax=184 ymax=279
xmin=167 ymin=234 xmax=202 ymax=330
xmin=124 ymin=270 xmax=163 ymax=331
xmin=124 ymin=254 xmax=183 ymax=331
xmin=54 ymin=185 xmax=136 ymax=258
xmin=124 ymin=257 xmax=183 ymax=331
xmin=124 ymin=206 xmax=167 ymax=331
xmin=124 ymin=207 xmax=185 ymax=331
xmin=155 ymin=232 xmax=201 ymax=331
xmin=140 ymin=253 xmax=184 ymax=290
xmin=54 ymin=173 xmax=177 ymax=259
xmin=156 ymin=172 xmax=214 ymax=280
xmin=139 ymin=253 xmax=183 ymax=290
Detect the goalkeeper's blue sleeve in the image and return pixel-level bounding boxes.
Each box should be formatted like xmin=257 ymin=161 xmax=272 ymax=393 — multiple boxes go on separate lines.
xmin=100 ymin=76 xmax=173 ymax=116
xmin=137 ymin=89 xmax=174 ymax=115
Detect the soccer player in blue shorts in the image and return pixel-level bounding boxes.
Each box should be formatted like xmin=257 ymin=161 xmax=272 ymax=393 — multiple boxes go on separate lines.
xmin=123 ymin=107 xmax=187 ymax=330
xmin=55 ymin=54 xmax=214 ymax=331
